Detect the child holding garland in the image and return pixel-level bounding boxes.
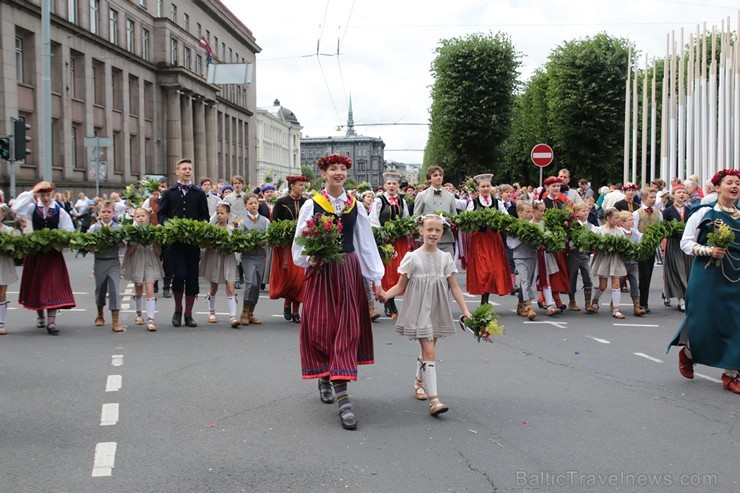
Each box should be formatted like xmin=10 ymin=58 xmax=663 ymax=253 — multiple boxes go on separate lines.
xmin=238 ymin=193 xmax=270 ymax=325
xmin=589 ymin=208 xmax=628 ymax=319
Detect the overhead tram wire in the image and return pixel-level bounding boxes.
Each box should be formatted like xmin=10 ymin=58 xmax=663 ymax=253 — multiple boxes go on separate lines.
xmin=336 ymin=0 xmax=356 ymax=109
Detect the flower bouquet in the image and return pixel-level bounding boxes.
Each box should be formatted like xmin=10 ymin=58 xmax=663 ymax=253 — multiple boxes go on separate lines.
xmin=459 ymin=303 xmax=504 ymax=343
xmin=706 ymin=219 xmax=735 ymax=267
xmin=295 ymin=213 xmax=344 ymax=274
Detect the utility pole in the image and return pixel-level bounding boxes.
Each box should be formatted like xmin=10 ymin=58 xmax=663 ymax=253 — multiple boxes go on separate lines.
xmin=41 ymin=0 xmax=52 ymax=181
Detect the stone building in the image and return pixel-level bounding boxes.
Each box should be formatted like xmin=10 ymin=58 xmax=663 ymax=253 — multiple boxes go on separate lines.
xmin=300 ymin=98 xmax=385 ymax=188
xmin=0 ymin=0 xmax=259 ymax=196
xmin=255 ymin=99 xmax=301 ymax=185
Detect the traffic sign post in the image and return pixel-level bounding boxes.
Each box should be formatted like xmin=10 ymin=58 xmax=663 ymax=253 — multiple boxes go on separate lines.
xmin=84 ymin=137 xmax=113 ymax=198
xmin=531 ymin=143 xmax=554 ymax=188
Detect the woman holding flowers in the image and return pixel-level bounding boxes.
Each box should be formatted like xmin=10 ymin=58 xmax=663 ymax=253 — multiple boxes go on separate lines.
xmin=292 ymin=154 xmax=384 ymax=430
xmin=668 ymin=169 xmax=740 ymax=394
xmin=11 ymin=181 xmax=76 ymax=335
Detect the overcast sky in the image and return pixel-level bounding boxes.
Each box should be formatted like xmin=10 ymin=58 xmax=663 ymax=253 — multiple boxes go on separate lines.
xmin=221 ymin=0 xmax=738 ymax=166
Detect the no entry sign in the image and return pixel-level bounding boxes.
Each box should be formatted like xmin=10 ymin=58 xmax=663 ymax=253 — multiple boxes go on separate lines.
xmin=531 ymin=144 xmax=554 ymax=167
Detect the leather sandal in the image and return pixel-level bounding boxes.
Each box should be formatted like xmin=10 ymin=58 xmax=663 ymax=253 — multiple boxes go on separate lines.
xmin=414 ymin=377 xmax=428 ymax=400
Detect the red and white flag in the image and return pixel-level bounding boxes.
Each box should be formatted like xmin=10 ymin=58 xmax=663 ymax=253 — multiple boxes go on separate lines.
xmin=199 ymin=36 xmax=215 ymax=64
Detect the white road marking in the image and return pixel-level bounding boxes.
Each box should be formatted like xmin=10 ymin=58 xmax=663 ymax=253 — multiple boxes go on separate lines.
xmin=195 ymin=311 xmax=230 ymax=316
xmin=100 ymin=404 xmax=119 ymax=426
xmin=633 ymin=352 xmax=663 ymax=363
xmin=614 ymin=323 xmax=660 ymax=327
xmin=111 ymin=355 xmax=123 ymax=367
xmin=524 ymin=321 xmax=568 ymax=329
xmin=123 ymin=289 xmax=134 ymax=295
xmin=92 ymin=442 xmax=117 ymax=477
xmin=106 ymin=375 xmax=122 ymax=392
xmin=695 ymin=373 xmax=723 ymax=384
xmin=120 ymin=303 xmax=130 ymax=310
xmin=69 ymin=308 xmax=88 ymax=312
xmin=585 ymin=335 xmax=611 ymax=344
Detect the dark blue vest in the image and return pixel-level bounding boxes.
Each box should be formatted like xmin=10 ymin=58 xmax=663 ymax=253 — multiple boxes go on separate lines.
xmin=32 ymin=205 xmax=61 ymax=231
xmin=378 ymin=195 xmax=405 ymax=226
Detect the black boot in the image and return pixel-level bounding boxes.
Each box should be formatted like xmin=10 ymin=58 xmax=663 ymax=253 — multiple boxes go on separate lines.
xmin=390 ymin=298 xmax=398 ymax=316
xmin=172 ymin=311 xmax=182 ymax=327
xmin=384 ymin=302 xmax=393 ymax=317
xmin=481 ymin=293 xmax=490 ymax=305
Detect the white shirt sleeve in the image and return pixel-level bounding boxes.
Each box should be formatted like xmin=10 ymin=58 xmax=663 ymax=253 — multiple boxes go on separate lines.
xmin=292 ymin=199 xmax=316 ymax=269
xmin=58 ymin=208 xmax=74 ymax=232
xmin=498 ymin=200 xmax=510 ymax=215
xmin=680 ymin=206 xmax=710 ymax=255
xmin=354 ymin=204 xmax=385 ymax=286
xmin=632 ymin=210 xmax=640 ymax=230
xmin=455 ymin=198 xmax=467 ymax=210
xmin=10 ymin=191 xmax=37 ymax=220
xmin=466 ymin=200 xmax=475 ymax=212
xmin=369 ymin=197 xmax=382 ymax=228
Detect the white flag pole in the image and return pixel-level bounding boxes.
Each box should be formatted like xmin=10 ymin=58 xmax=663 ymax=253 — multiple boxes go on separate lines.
xmin=708 ymin=26 xmax=717 ymax=179
xmin=661 ymin=35 xmax=669 ymax=183
xmin=734 ymin=11 xmax=740 ymax=169
xmin=641 ymin=54 xmax=649 ymax=187
xmin=701 ymin=23 xmax=708 ymax=184
xmin=693 ymin=24 xmax=702 ymax=179
xmin=632 ymin=65 xmax=639 ymax=184
xmin=678 ymin=28 xmax=686 ymax=181
xmin=686 ymin=34 xmax=694 ymax=180
xmin=624 ymin=46 xmax=632 ymax=184
xmin=717 ymin=20 xmax=725 ymax=170
xmin=650 ymin=59 xmax=657 ymax=183
xmin=669 ymin=31 xmax=677 ymax=187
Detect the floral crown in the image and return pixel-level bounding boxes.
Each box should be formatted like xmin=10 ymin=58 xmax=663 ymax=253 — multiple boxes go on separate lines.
xmin=286 ymin=175 xmax=308 ymax=183
xmin=710 ymin=168 xmax=740 ymax=187
xmin=317 ymin=154 xmax=352 ymax=170
xmin=622 ymin=183 xmax=639 ymax=191
xmin=543 ymin=176 xmax=563 ymax=186
xmin=415 ymin=213 xmax=451 ymax=228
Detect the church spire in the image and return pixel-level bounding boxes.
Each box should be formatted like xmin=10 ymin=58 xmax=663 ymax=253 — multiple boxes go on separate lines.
xmin=346 ymin=95 xmax=356 ymax=136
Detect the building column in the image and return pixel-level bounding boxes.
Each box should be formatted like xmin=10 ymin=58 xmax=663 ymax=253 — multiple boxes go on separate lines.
xmin=166 ymin=89 xmax=182 ymax=178
xmin=194 ymin=100 xmax=206 ymax=179
xmin=181 ymin=94 xmax=194 ymax=161
xmin=205 ymin=104 xmax=218 ymax=181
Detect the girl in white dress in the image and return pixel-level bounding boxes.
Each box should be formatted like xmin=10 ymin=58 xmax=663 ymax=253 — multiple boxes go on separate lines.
xmin=0 ymin=204 xmax=19 ymax=334
xmin=379 ymin=214 xmax=472 ymax=416
xmin=199 ymin=202 xmax=239 ymax=327
xmin=122 ymin=208 xmax=163 ymax=331
xmin=590 ymin=207 xmax=628 ymax=318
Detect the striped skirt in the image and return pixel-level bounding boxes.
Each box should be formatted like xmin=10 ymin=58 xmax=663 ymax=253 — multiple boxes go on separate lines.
xmin=300 ymin=252 xmax=374 ymax=381
xmin=663 ymin=236 xmax=691 ymax=299
xmin=19 ymin=251 xmax=76 ymax=310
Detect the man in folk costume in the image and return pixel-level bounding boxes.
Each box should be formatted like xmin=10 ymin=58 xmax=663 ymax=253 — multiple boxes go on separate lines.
xmin=270 ymin=175 xmax=308 ymax=323
xmin=539 ymin=176 xmax=571 ymax=311
xmin=465 ymin=173 xmax=513 ymax=305
xmin=615 ymin=183 xmax=640 ymax=212
xmin=11 ymin=182 xmax=76 ymax=335
xmin=258 ymin=184 xmax=277 ymax=291
xmin=370 ymin=171 xmax=410 ymax=318
xmin=633 ymin=187 xmax=662 ymax=314
xmin=157 ymin=158 xmax=210 ymax=327
xmin=413 ymin=166 xmax=458 ymax=257
xmin=293 ymin=154 xmax=384 ymax=430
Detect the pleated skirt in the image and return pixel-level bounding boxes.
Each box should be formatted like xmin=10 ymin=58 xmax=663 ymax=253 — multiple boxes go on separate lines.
xmin=466 ymin=230 xmax=513 ymax=295
xmin=663 ymin=237 xmax=691 ymax=298
xmin=122 ymin=245 xmax=163 ymax=283
xmin=198 ymin=249 xmax=238 ymax=284
xmin=19 ymin=251 xmax=76 ymax=310
xmin=269 ymin=246 xmax=305 ymax=303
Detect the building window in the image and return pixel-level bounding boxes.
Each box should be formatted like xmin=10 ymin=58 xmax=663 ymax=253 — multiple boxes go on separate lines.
xmin=129 ymin=75 xmax=139 ymax=115
xmin=213 ymin=36 xmax=218 ymax=57
xmin=184 ymin=47 xmax=191 ymax=70
xmin=71 ymin=125 xmax=79 ymax=167
xmin=68 ymin=0 xmax=78 ymax=24
xmin=206 ymin=29 xmax=210 ymax=45
xmin=109 ymin=9 xmax=118 ymax=44
xmin=229 ymin=48 xmax=233 ymax=63
xmin=142 ymin=29 xmax=150 ymax=61
xmin=112 ymin=69 xmax=123 ymax=111
xmin=170 ymin=3 xmax=176 ymax=23
xmin=195 ymin=54 xmax=202 ymax=75
xmin=15 ymin=37 xmax=23 ymax=82
xmin=157 ymin=0 xmax=162 ymax=17
xmin=126 ymin=19 xmax=135 ymax=52
xmin=69 ymin=56 xmax=75 ymax=96
xmin=144 ymin=81 xmax=154 ymax=120
xmin=139 ymin=0 xmax=147 ymax=8
xmin=221 ymin=42 xmax=225 ymax=60
xmin=90 ymin=0 xmax=99 ymax=35
xmin=183 ymin=13 xmax=189 ymax=32
xmin=196 ymin=23 xmax=201 ymax=39
xmin=170 ymin=39 xmax=178 ymax=65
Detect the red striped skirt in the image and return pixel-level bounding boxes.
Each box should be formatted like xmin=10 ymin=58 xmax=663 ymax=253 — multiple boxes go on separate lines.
xmin=381 ymin=237 xmax=411 ymax=293
xmin=549 ymin=251 xmax=571 ymax=293
xmin=466 ymin=230 xmax=513 ymax=295
xmin=19 ymin=251 xmax=76 ymax=310
xmin=269 ymin=246 xmax=304 ymax=302
xmin=300 ymin=252 xmax=373 ymax=381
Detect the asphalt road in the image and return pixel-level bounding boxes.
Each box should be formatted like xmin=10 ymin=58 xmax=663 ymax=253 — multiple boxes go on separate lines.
xmin=1 ymin=252 xmax=738 ymax=493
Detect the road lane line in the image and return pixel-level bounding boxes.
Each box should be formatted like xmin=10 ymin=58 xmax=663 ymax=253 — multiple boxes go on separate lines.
xmin=111 ymin=355 xmax=123 ymax=367
xmin=614 ymin=323 xmax=660 ymax=327
xmin=634 ymin=352 xmax=663 ymax=363
xmin=120 ymin=303 xmax=130 ymax=310
xmin=106 ymin=375 xmax=122 ymax=392
xmin=695 ymin=373 xmax=723 ymax=384
xmin=100 ymin=404 xmax=119 ymax=426
xmin=92 ymin=442 xmax=117 ymax=476
xmin=585 ymin=335 xmax=611 ymax=344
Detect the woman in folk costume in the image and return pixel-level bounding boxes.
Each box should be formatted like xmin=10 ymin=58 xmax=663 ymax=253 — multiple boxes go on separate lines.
xmin=370 ymin=171 xmax=411 ymax=318
xmin=270 ymin=175 xmax=308 ymax=323
xmin=668 ymin=169 xmax=740 ymax=394
xmin=661 ymin=184 xmax=692 ymax=312
xmin=465 ymin=173 xmax=513 ymax=305
xmin=539 ymin=176 xmax=572 ymax=311
xmin=293 ymin=154 xmax=384 ymax=430
xmin=11 ymin=182 xmax=76 ymax=335
xmin=0 ymin=204 xmax=19 ymax=334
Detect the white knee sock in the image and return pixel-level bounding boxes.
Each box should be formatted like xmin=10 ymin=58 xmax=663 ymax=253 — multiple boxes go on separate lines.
xmin=227 ymin=296 xmax=237 ymax=317
xmin=208 ymin=295 xmax=217 ymax=312
xmin=416 ymin=356 xmax=424 ymax=381
xmin=611 ymin=289 xmax=621 ymax=308
xmin=0 ymin=301 xmax=8 ymax=328
xmin=422 ymin=361 xmax=438 ymax=398
xmin=683 ymin=346 xmax=692 ymax=358
xmin=592 ymin=288 xmax=603 ymax=301
xmin=543 ymin=288 xmax=555 ymax=306
xmin=134 ymin=296 xmax=143 ymax=313
xmin=146 ymin=298 xmax=156 ymax=321
xmin=723 ymin=370 xmax=739 ymax=378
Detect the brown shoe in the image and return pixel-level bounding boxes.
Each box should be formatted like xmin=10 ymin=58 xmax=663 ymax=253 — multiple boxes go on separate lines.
xmin=95 ymin=306 xmax=105 ymax=326
xmin=632 ymin=297 xmax=646 ymax=316
xmin=247 ymin=302 xmax=262 ymax=325
xmin=0 ymin=328 xmax=7 ymax=335
xmin=429 ymin=397 xmax=449 ymax=416
xmin=567 ymin=295 xmax=581 ymax=311
xmin=721 ymin=373 xmax=740 ymax=394
xmin=111 ymin=309 xmax=124 ymax=333
xmin=240 ymin=300 xmax=250 ymax=326
xmin=611 ymin=309 xmax=625 ymax=319
xmin=525 ymin=302 xmax=537 ymax=320
xmin=546 ymin=306 xmax=560 ymax=316
xmin=369 ymin=302 xmax=381 ymax=321
xmin=678 ymin=347 xmax=694 ymax=379
xmin=414 ymin=377 xmax=428 ymax=400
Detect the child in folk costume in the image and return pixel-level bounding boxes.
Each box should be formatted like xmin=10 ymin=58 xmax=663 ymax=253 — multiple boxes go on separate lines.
xmin=270 ymin=175 xmax=308 ymax=323
xmin=11 ymin=182 xmax=76 ymax=335
xmin=633 ymin=187 xmax=662 ymax=313
xmin=369 ymin=171 xmax=411 ymax=318
xmin=465 ymin=174 xmax=513 ymax=305
xmin=589 ymin=208 xmax=628 ymax=319
xmin=238 ymin=193 xmax=270 ymax=326
xmin=540 ymin=176 xmax=572 ymax=310
xmin=661 ymin=184 xmax=692 ymax=312
xmin=506 ymin=201 xmax=537 ymax=320
xmin=89 ymin=201 xmax=125 ymax=332
xmin=292 ymin=154 xmax=385 ymax=430
xmin=0 ymin=205 xmax=19 ymax=334
xmin=361 ymin=191 xmax=381 ymax=321
xmin=530 ymin=201 xmax=562 ymax=316
xmin=200 ymin=202 xmax=240 ymax=328
xmin=258 ymin=185 xmax=276 ymax=291
xmin=619 ymin=211 xmax=646 ymax=316
xmin=122 ymin=208 xmax=163 ymax=332
xmin=379 ymin=214 xmax=472 ymax=416
xmin=567 ymin=203 xmax=595 ymax=313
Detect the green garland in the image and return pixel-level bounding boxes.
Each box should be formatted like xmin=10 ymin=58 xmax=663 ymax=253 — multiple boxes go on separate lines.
xmin=265 ymin=220 xmax=297 ymax=248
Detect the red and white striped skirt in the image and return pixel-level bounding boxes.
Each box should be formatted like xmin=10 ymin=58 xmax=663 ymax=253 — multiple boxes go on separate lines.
xmin=19 ymin=251 xmax=76 ymax=311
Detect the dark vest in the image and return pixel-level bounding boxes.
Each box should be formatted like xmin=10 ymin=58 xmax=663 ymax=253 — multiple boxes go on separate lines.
xmin=273 ymin=195 xmax=306 ymax=222
xmin=378 ymin=195 xmax=405 ymax=226
xmin=32 ymin=205 xmax=61 ymax=231
xmin=313 ymin=201 xmax=358 ymax=253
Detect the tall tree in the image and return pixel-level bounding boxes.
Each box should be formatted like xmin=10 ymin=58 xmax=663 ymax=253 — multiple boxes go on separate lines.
xmin=425 ymin=32 xmax=521 ymax=184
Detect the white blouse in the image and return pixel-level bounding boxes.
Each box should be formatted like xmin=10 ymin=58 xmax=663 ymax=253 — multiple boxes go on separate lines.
xmin=369 ymin=194 xmax=409 ymax=228
xmin=465 ymin=195 xmax=510 ymax=214
xmin=12 ymin=190 xmax=74 ymax=232
xmin=292 ymin=190 xmax=384 ymax=286
xmin=680 ymin=203 xmax=740 ymax=256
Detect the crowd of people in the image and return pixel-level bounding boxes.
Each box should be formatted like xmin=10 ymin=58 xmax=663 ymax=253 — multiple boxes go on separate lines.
xmin=0 ymin=158 xmax=737 ymax=429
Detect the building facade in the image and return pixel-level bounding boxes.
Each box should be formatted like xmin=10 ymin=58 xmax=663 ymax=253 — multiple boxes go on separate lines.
xmin=255 ymin=99 xmax=301 ymax=185
xmin=0 ymin=0 xmax=260 ymax=197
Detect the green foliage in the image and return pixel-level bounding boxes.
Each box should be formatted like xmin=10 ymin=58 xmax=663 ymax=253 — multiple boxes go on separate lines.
xmin=426 ymin=32 xmax=521 ymax=183
xmin=463 ymin=303 xmax=504 ymax=343
xmin=265 ymin=220 xmax=297 ymax=248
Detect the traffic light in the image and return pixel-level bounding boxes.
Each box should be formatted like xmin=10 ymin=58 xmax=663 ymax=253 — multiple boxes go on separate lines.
xmin=0 ymin=136 xmax=10 ymax=161
xmin=13 ymin=119 xmax=31 ymax=161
